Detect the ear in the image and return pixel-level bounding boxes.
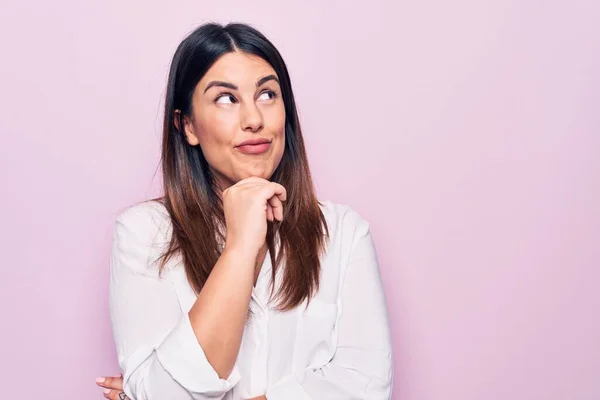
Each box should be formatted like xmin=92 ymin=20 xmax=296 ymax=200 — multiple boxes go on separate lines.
xmin=174 ymin=109 xmax=199 ymax=146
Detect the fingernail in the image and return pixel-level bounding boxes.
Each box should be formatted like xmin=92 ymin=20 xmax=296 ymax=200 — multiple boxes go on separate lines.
xmin=104 ymin=389 xmax=111 ymax=394
xmin=96 ymin=377 xmax=105 ymax=384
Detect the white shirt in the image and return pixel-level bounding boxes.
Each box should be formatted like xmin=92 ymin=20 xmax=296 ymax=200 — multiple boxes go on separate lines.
xmin=109 ymin=200 xmax=393 ymax=400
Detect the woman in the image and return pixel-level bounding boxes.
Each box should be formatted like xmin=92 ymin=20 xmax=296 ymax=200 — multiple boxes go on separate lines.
xmin=96 ymin=22 xmax=393 ymax=400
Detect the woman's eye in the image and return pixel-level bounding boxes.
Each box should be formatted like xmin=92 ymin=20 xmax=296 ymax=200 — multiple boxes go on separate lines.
xmin=258 ymin=90 xmax=276 ymax=101
xmin=216 ymin=94 xmax=236 ymax=104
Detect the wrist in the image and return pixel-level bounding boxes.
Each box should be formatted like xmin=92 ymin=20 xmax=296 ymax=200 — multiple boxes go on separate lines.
xmin=222 ymin=243 xmax=259 ymax=262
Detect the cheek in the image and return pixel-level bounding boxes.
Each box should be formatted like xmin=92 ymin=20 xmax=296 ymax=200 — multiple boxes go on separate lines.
xmin=270 ymin=108 xmax=286 ymax=158
xmin=266 ymin=105 xmax=286 ymax=137
xmin=198 ymin=113 xmax=236 ymax=147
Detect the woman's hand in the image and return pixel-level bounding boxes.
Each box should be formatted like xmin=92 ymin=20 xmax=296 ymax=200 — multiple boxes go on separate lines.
xmin=96 ymin=374 xmax=266 ymax=399
xmin=223 ymin=176 xmax=286 ymax=256
xmin=95 ymin=375 xmax=129 ymax=400
xmin=96 ymin=374 xmax=267 ymax=399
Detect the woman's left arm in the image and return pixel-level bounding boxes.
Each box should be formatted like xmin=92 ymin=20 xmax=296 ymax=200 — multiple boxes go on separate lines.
xmin=266 ymin=213 xmax=394 ymax=399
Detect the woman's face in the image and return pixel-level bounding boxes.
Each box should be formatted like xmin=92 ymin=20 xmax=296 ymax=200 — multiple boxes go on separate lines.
xmin=181 ymin=51 xmax=286 ymax=190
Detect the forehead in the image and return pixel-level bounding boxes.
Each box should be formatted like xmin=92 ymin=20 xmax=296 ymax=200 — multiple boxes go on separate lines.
xmin=200 ymin=51 xmax=277 ymax=87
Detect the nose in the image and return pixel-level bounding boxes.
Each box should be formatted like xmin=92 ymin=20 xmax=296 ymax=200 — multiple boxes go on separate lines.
xmin=240 ymin=102 xmax=264 ymax=133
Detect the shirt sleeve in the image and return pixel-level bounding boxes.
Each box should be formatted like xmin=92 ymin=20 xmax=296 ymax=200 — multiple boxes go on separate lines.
xmin=108 ymin=204 xmax=241 ymax=400
xmin=266 ymin=211 xmax=394 ymax=399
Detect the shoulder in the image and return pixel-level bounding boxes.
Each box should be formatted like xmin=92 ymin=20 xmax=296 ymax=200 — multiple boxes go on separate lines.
xmin=111 ymin=200 xmax=174 ymax=274
xmin=116 ymin=199 xmax=170 ymax=227
xmin=316 ymin=201 xmax=377 ymax=293
xmin=115 ymin=200 xmax=172 ymax=239
xmin=318 ymin=200 xmax=371 ymax=243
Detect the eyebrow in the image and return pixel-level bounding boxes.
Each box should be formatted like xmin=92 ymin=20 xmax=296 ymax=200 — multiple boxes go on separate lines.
xmin=203 ymin=74 xmax=280 ymax=93
xmin=256 ymin=74 xmax=279 ymax=87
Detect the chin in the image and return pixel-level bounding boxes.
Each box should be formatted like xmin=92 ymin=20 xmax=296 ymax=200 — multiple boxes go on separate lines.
xmin=246 ymin=163 xmax=276 ymax=178
xmin=228 ymin=169 xmax=266 ymax=183
xmin=247 ymin=170 xmax=272 ymax=180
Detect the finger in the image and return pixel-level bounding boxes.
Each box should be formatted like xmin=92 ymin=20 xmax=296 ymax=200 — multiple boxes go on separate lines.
xmin=236 ymin=178 xmax=286 ymax=201
xmin=103 ymin=389 xmax=129 ymax=400
xmin=234 ymin=176 xmax=270 ymax=187
xmin=236 ymin=181 xmax=269 ymax=189
xmin=267 ymin=195 xmax=284 ymax=221
xmin=223 ymin=177 xmax=267 ymax=196
xmin=270 ymin=182 xmax=287 ymax=202
xmin=96 ymin=376 xmax=123 ymax=390
xmin=258 ymin=182 xmax=286 ymax=204
xmin=230 ymin=179 xmax=286 ymax=200
xmin=226 ymin=181 xmax=270 ymax=198
xmin=266 ymin=185 xmax=285 ymax=221
xmin=266 ymin=203 xmax=274 ymax=221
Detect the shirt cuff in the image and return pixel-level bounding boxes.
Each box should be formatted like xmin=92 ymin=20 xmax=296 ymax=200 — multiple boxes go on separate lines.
xmin=266 ymin=375 xmax=312 ymax=400
xmin=156 ymin=311 xmax=241 ymax=395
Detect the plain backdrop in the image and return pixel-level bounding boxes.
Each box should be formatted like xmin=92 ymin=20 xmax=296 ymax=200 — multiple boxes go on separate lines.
xmin=0 ymin=1 xmax=598 ymax=399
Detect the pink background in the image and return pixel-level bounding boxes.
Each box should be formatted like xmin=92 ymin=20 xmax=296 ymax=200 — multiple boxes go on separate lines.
xmin=1 ymin=1 xmax=599 ymax=399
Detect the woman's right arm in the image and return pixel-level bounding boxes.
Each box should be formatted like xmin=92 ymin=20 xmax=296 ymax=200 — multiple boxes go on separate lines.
xmin=188 ymin=177 xmax=286 ymax=380
xmin=109 ymin=178 xmax=286 ymax=400
xmin=109 ymin=205 xmax=243 ymax=400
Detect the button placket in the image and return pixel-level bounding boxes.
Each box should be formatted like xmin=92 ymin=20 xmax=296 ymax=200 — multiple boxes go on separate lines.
xmin=248 ymin=251 xmax=272 ymax=395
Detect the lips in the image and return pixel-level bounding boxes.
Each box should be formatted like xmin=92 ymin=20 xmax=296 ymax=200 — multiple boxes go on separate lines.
xmin=237 ymin=138 xmax=271 ymax=147
xmin=236 ymin=138 xmax=272 ymax=155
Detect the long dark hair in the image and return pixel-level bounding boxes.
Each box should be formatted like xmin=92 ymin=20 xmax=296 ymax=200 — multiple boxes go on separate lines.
xmin=151 ymin=22 xmax=328 ymax=310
